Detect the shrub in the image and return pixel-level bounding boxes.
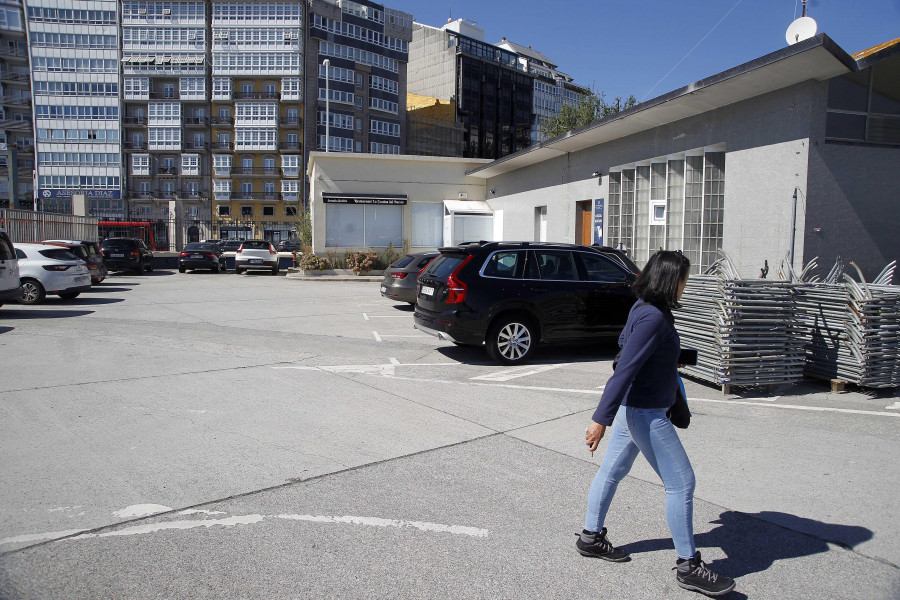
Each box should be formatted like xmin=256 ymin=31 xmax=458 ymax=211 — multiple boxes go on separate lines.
xmin=345 ymin=250 xmax=379 ymax=274
xmin=297 ymin=248 xmax=330 ymax=271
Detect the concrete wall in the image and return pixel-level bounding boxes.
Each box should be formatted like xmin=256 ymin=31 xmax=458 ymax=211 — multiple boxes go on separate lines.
xmin=407 ymin=25 xmax=456 ymax=101
xmin=308 ymin=153 xmax=490 ymax=254
xmin=484 ymin=82 xmax=821 ymax=278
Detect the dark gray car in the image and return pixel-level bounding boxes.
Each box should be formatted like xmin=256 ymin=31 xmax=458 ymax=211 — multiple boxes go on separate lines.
xmin=380 ymin=251 xmax=439 ymax=305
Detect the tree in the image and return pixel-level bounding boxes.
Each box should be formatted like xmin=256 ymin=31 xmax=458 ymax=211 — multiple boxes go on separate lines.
xmin=540 ymin=91 xmax=637 ymax=141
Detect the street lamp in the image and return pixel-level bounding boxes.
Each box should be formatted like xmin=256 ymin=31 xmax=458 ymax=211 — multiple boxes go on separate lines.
xmin=323 ymin=58 xmax=330 ymax=152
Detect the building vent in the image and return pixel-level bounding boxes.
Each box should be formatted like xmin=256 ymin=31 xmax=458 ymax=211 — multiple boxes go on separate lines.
xmin=458 ymin=192 xmax=468 ymax=199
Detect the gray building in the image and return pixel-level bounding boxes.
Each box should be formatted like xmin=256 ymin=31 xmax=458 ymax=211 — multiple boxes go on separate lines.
xmin=0 ymin=0 xmax=32 ymax=210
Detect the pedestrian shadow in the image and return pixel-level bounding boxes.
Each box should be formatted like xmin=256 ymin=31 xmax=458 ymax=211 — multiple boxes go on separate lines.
xmin=618 ymin=510 xmax=873 ymax=581
xmin=0 ymin=326 xmax=12 ymax=334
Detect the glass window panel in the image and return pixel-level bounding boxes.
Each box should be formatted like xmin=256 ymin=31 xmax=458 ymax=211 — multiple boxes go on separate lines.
xmin=666 ymin=160 xmax=684 ymax=251
xmin=326 ymin=204 xmax=365 ymax=247
xmin=826 ymin=112 xmax=867 ymax=140
xmin=411 ymin=202 xmax=442 ymax=247
xmin=827 ymin=70 xmax=869 ymax=112
xmin=452 ymin=215 xmax=492 ymax=246
xmin=871 ymin=57 xmax=900 ymax=115
xmin=364 ymin=205 xmax=402 ymax=247
xmin=867 ymin=115 xmax=900 ymax=145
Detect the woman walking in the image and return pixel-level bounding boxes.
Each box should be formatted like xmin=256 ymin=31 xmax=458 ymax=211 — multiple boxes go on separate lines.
xmin=578 ymin=251 xmax=735 ymax=597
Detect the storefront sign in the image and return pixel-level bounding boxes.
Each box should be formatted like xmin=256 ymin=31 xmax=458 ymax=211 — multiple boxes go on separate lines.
xmin=323 ymin=193 xmax=407 ymax=205
xmin=593 ymin=198 xmax=604 ymax=245
xmin=39 ymin=189 xmax=121 ymax=199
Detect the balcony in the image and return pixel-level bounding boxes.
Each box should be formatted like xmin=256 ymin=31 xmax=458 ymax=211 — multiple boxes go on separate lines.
xmin=183 ymin=141 xmax=208 ymax=151
xmin=123 ymin=92 xmax=150 ymax=101
xmin=233 ymin=92 xmax=279 ymax=100
xmin=179 ymin=190 xmax=208 ymax=200
xmin=123 ymin=116 xmax=148 ymax=125
xmin=280 ymin=142 xmax=301 ymax=151
xmin=149 ymin=92 xmax=181 ymax=100
xmin=281 ymin=167 xmax=300 ymax=178
xmin=214 ymin=191 xmax=231 ymax=201
xmin=182 ymin=166 xmax=200 ymax=176
xmin=232 ymin=167 xmax=279 ymax=176
xmin=211 ymin=142 xmax=231 ymax=151
xmin=280 ymin=117 xmax=302 ymax=126
xmin=157 ymin=166 xmax=177 ymax=175
xmin=0 ymin=70 xmax=30 ymax=83
xmin=232 ymin=192 xmax=278 ymax=201
xmin=148 ymin=142 xmax=182 ymax=151
xmin=125 ymin=141 xmax=148 ymax=150
xmin=132 ymin=167 xmax=150 ymax=176
xmin=0 ymin=47 xmax=28 ymax=60
xmin=210 ymin=116 xmax=234 ymax=126
xmin=233 ymin=143 xmax=278 ymax=152
xmin=0 ymin=96 xmax=31 ymax=106
xmin=0 ymin=118 xmax=32 ymax=132
xmin=183 ymin=116 xmax=209 ymax=126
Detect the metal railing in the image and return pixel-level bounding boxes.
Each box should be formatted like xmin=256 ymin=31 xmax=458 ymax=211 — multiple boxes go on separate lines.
xmin=0 ymin=208 xmax=99 ymax=243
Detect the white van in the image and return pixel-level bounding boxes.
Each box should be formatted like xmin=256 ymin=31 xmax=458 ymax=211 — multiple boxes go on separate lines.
xmin=0 ymin=228 xmax=21 ymax=307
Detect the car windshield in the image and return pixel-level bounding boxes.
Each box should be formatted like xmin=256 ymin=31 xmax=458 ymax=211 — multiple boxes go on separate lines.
xmin=102 ymin=240 xmax=136 ymax=250
xmin=82 ymin=243 xmax=99 ymax=257
xmin=66 ymin=245 xmax=89 ymax=259
xmin=39 ymin=248 xmax=80 ymax=261
xmin=392 ymin=255 xmax=415 ymax=268
xmin=242 ymin=241 xmax=270 ymax=250
xmin=184 ymin=243 xmax=214 ymax=251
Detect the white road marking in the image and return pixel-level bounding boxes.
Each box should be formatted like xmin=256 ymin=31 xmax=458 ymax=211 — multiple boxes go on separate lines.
xmin=69 ymin=515 xmax=265 ymax=541
xmin=275 ymin=514 xmax=488 ymax=538
xmin=179 ymin=509 xmax=226 ymax=516
xmin=886 ymin=401 xmax=900 ymax=410
xmin=380 ymin=374 xmax=602 ymax=395
xmin=112 ymin=504 xmax=172 ymax=518
xmin=365 ymin=315 xmax=413 ymax=318
xmin=732 ymin=396 xmax=780 ymax=403
xmin=362 ymin=313 xmax=369 ymax=321
xmin=471 ymin=364 xmax=563 ymax=382
xmin=688 ymin=396 xmax=900 ymax=417
xmin=372 ymin=330 xmax=382 ymax=342
xmin=274 ymin=362 xmax=456 ymax=372
xmin=0 ymin=529 xmax=89 ymax=547
xmin=389 ymin=357 xmax=400 ymax=365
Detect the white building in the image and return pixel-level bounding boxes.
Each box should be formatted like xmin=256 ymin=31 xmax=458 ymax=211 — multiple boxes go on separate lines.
xmin=26 ymin=0 xmax=123 ymax=217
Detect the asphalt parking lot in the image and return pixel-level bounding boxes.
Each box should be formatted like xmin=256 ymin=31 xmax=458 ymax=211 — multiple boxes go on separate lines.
xmin=0 ymin=269 xmax=898 ymax=599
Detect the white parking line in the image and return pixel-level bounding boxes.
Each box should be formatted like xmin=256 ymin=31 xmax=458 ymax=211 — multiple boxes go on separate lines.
xmin=362 ymin=313 xmax=369 ymax=321
xmin=471 ymin=364 xmax=563 ymax=382
xmin=372 ymin=330 xmax=382 ymax=342
xmin=886 ymin=401 xmax=900 ymax=410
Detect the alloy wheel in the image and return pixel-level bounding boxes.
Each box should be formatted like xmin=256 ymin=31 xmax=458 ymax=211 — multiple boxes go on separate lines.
xmin=497 ymin=322 xmax=532 ymax=361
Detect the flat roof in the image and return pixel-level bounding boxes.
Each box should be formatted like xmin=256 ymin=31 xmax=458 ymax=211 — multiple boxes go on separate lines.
xmin=307 ymin=152 xmax=491 ymax=176
xmin=466 ymin=33 xmax=860 ymax=178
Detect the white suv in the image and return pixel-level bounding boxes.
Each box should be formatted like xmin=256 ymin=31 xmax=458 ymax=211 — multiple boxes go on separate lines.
xmin=0 ymin=229 xmax=21 ymax=307
xmin=234 ymin=240 xmax=280 ymax=275
xmin=14 ymin=243 xmax=91 ymax=304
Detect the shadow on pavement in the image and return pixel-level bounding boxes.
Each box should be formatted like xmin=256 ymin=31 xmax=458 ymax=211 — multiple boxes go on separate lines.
xmin=85 ymin=286 xmax=131 ymax=293
xmin=436 ymin=340 xmax=620 ymax=366
xmin=390 ymin=303 xmax=415 ymax=312
xmin=63 ymin=297 xmax=125 ymax=306
xmin=0 ymin=309 xmax=94 ymax=319
xmin=0 ymin=326 xmax=13 ymax=334
xmin=618 ymin=510 xmax=873 ymax=582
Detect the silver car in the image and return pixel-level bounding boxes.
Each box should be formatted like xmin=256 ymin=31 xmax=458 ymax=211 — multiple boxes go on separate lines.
xmin=234 ymin=240 xmax=280 ymax=275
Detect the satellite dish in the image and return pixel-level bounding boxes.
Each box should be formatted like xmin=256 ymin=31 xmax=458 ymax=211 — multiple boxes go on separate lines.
xmin=786 ymin=16 xmax=817 ymax=45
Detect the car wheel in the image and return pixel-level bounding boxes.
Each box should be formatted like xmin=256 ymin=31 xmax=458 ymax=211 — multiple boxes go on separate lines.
xmin=58 ymin=291 xmax=80 ymax=300
xmin=146 ymin=260 xmax=153 ymax=272
xmin=179 ymin=266 xmax=186 ymax=273
xmin=18 ymin=279 xmax=46 ymax=305
xmin=235 ymin=267 xmax=243 ymax=275
xmin=136 ymin=260 xmax=145 ymax=275
xmin=486 ymin=314 xmax=537 ymax=365
xmin=219 ymin=262 xmax=226 ymax=272
xmin=272 ymin=266 xmax=279 ymax=275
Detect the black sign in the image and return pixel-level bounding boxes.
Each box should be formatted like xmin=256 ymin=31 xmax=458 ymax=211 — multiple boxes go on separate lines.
xmin=323 ymin=194 xmax=407 ymax=206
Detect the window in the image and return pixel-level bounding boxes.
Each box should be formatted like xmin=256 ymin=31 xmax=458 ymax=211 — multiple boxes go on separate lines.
xmin=483 ymin=251 xmax=522 ymax=279
xmin=163 ymin=84 xmax=176 ymax=98
xmin=825 ymin=57 xmax=900 ymax=145
xmin=534 ymin=250 xmax=578 ymax=281
xmin=326 ymin=204 xmax=402 ymax=247
xmin=411 ymin=203 xmax=442 ymax=247
xmin=263 ymin=206 xmax=275 ymax=216
xmin=241 ymin=206 xmax=253 ymax=217
xmin=534 ymin=206 xmax=547 ymax=242
xmin=218 ymin=205 xmax=230 ymax=216
xmin=241 ymin=182 xmax=252 ymax=195
xmin=578 ymin=253 xmax=630 ymax=282
xmin=370 ymin=120 xmax=400 ymax=137
xmin=356 ymin=97 xmax=363 ymax=109
xmin=264 ymin=182 xmax=275 ymax=196
xmin=242 ymin=157 xmax=253 ymax=170
xmin=356 ymin=74 xmax=363 ymax=87
xmin=285 ymin=205 xmax=298 ymax=217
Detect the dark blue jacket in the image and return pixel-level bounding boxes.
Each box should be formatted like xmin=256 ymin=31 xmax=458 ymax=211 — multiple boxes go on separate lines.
xmin=592 ymin=300 xmax=681 ymax=425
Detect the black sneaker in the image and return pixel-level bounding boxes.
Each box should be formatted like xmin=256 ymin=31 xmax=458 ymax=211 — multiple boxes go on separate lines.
xmin=575 ymin=528 xmax=630 ymax=562
xmin=674 ymin=551 xmax=736 ymax=596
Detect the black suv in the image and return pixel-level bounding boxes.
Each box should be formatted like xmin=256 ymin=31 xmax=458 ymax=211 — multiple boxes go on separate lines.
xmin=414 ymin=242 xmax=640 ymax=364
xmin=100 ymin=237 xmax=154 ymax=274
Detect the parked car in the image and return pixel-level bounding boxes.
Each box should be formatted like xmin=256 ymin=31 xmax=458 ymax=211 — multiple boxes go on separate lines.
xmin=0 ymin=228 xmax=21 ymax=308
xmin=276 ymin=239 xmax=303 ymax=253
xmin=179 ymin=242 xmax=226 ymax=273
xmin=14 ymin=243 xmax=91 ymax=304
xmin=100 ymin=237 xmax=154 ymax=274
xmin=220 ymin=239 xmax=243 ymax=252
xmin=234 ymin=240 xmax=279 ymax=275
xmin=43 ymin=240 xmax=107 ymax=283
xmin=413 ymin=242 xmax=640 ymax=365
xmin=380 ymin=251 xmax=439 ymax=305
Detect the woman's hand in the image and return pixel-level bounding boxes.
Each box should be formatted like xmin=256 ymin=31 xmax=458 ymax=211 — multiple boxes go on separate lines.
xmin=585 ymin=422 xmax=607 ymax=453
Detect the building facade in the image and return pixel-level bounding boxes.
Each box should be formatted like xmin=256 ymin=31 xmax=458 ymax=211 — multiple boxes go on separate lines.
xmin=26 ymin=0 xmax=123 ymax=218
xmin=304 ymin=0 xmax=412 ymax=167
xmin=407 ymin=20 xmax=533 ymax=160
xmin=0 ymin=0 xmax=32 ymax=210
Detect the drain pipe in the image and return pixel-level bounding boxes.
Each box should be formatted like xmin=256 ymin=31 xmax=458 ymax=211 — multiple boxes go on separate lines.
xmin=789 ymin=187 xmax=798 ymax=269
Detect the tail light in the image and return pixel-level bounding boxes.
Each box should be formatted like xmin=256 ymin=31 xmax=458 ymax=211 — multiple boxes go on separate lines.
xmin=269 ymin=246 xmax=277 ymax=255
xmin=204 ymin=253 xmax=216 ymax=259
xmin=43 ymin=264 xmax=72 ymax=271
xmin=131 ymin=250 xmax=141 ymax=256
xmin=445 ymin=255 xmax=473 ymax=304
xmin=236 ymin=245 xmax=244 ymax=253
xmin=391 ymin=272 xmax=408 ymax=279
xmin=179 ymin=252 xmax=189 ymax=257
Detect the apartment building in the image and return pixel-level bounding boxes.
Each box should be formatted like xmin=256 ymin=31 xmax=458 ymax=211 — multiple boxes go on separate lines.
xmin=121 ymin=0 xmax=210 ymax=246
xmin=305 ymin=0 xmax=412 ymax=163
xmin=26 ymin=0 xmax=122 ymax=217
xmin=0 ymin=0 xmax=32 ymax=209
xmin=495 ymin=38 xmax=590 ymax=144
xmin=210 ymin=0 xmax=304 ymax=242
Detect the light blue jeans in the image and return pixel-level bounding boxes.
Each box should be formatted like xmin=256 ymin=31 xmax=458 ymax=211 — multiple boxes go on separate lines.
xmin=585 ymin=405 xmax=697 ymax=559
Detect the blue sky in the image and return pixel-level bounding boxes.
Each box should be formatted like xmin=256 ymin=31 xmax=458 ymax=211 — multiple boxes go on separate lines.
xmin=390 ymin=0 xmax=900 ymax=103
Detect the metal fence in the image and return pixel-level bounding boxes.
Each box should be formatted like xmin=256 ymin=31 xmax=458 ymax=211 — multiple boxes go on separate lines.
xmin=0 ymin=209 xmax=99 ymax=243
xmin=98 ymin=215 xmax=303 ymax=251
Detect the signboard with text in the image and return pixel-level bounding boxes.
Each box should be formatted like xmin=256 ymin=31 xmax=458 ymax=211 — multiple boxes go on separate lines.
xmin=593 ymin=198 xmax=604 ymax=245
xmin=39 ymin=189 xmax=121 ymax=199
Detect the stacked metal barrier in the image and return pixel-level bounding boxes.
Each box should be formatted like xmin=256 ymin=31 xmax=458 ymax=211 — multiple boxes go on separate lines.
xmin=795 ymin=261 xmax=900 ymax=388
xmin=674 ymin=254 xmax=805 ymax=388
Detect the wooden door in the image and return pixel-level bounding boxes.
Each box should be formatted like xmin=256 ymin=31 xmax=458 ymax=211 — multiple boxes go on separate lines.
xmin=575 ymin=201 xmax=592 ymax=245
